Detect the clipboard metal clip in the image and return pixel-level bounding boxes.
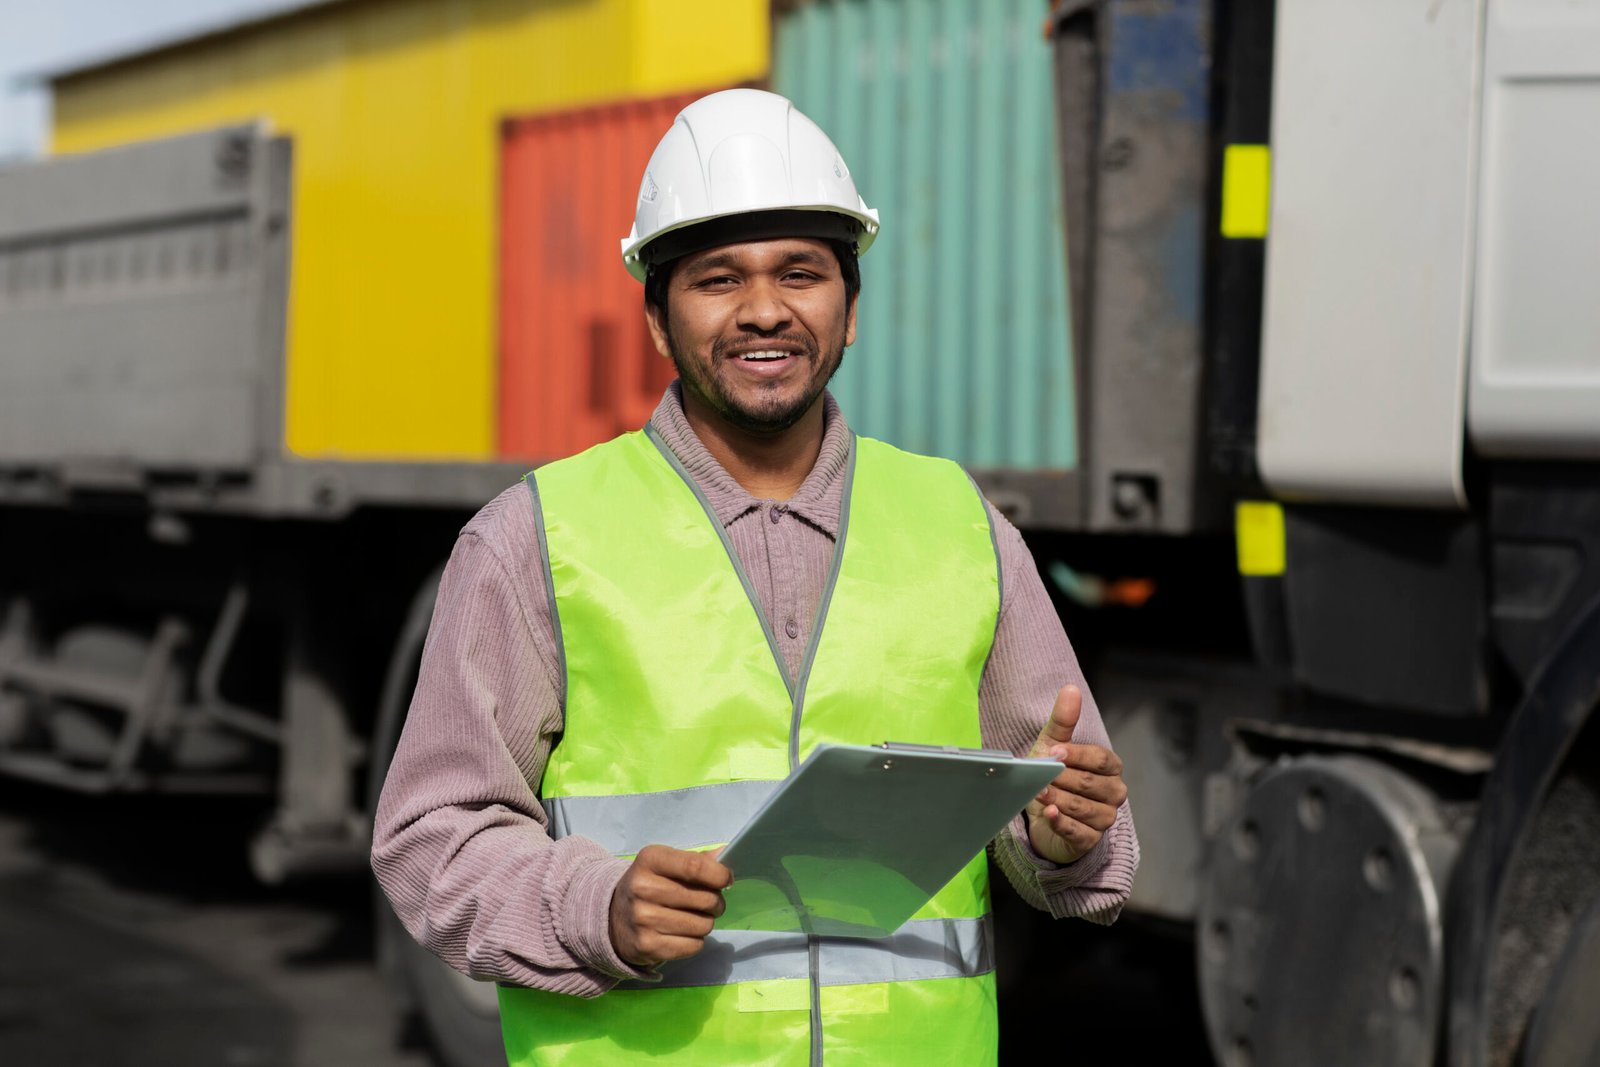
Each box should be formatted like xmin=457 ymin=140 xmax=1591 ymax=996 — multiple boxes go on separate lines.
xmin=876 ymin=741 xmax=1016 ymax=760
xmin=876 ymin=740 xmax=1017 ymax=777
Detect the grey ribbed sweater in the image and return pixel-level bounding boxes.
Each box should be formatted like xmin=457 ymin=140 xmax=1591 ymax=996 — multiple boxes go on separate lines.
xmin=371 ymin=385 xmax=1139 ymax=996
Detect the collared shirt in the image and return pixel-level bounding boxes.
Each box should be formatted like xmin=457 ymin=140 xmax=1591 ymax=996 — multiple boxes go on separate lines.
xmin=373 ymin=385 xmax=1139 ymax=996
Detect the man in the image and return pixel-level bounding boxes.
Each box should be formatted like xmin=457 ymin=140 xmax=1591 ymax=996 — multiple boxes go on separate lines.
xmin=373 ymin=89 xmax=1137 ymax=1065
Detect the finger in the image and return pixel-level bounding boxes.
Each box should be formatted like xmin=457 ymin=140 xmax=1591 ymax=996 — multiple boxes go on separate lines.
xmin=633 ymin=902 xmax=717 ymax=940
xmin=632 ymin=875 xmax=726 ymax=916
xmin=1054 ymin=743 xmax=1124 ymax=778
xmin=1031 ymin=685 xmax=1082 ymax=752
xmin=638 ymin=845 xmax=734 ymax=890
xmin=1045 ymin=766 xmax=1129 ymax=807
xmin=1037 ymin=788 xmax=1119 ymax=832
xmin=633 ymin=930 xmax=715 ymax=965
xmin=1039 ymin=806 xmax=1104 ymax=854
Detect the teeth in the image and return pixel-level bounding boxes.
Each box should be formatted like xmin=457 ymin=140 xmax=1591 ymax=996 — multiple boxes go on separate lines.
xmin=740 ymin=351 xmax=789 ymax=362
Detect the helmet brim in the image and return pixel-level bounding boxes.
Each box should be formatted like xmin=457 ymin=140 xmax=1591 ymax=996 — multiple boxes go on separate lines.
xmin=625 ymin=207 xmax=878 ymax=282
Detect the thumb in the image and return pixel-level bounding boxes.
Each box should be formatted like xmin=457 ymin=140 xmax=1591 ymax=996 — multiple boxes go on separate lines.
xmin=1030 ymin=685 xmax=1082 ymax=755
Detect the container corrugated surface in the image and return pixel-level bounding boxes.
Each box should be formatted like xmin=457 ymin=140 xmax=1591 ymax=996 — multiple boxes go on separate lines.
xmin=51 ymin=0 xmax=769 ymax=461
xmin=774 ymin=0 xmax=1076 ymax=470
xmin=499 ymin=95 xmax=702 ymax=460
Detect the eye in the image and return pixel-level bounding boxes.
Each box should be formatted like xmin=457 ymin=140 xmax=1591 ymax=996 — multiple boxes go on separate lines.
xmin=782 ymin=269 xmax=820 ymax=284
xmin=693 ymin=274 xmax=738 ymax=290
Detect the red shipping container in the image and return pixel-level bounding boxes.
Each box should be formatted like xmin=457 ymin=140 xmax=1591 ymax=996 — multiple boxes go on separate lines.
xmin=498 ymin=92 xmax=714 ymax=461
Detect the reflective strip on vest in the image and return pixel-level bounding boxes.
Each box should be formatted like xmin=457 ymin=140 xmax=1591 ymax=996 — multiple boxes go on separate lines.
xmin=544 ymin=779 xmax=777 ymax=855
xmin=614 ymin=916 xmax=994 ymax=991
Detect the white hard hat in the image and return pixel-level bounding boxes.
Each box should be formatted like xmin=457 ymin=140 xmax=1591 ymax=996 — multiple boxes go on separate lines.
xmin=620 ymin=88 xmax=880 ymax=282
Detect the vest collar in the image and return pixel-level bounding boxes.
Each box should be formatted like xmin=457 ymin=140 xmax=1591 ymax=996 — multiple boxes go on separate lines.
xmin=648 ymin=383 xmax=853 ymax=537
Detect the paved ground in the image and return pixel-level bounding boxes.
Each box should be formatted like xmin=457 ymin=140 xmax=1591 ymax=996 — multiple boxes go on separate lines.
xmin=0 ymin=779 xmax=1213 ymax=1066
xmin=0 ymin=782 xmax=432 ymax=1067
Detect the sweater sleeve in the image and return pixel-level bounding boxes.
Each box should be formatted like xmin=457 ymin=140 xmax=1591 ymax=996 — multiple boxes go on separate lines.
xmin=978 ymin=502 xmax=1141 ymax=925
xmin=370 ymin=485 xmax=651 ymax=995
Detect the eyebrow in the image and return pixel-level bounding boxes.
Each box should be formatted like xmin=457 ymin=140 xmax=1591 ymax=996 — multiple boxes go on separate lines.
xmin=683 ymin=248 xmax=832 ymax=274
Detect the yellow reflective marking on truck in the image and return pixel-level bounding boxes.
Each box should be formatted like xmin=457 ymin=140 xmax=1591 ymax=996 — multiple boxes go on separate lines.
xmin=1221 ymin=145 xmax=1272 ymax=238
xmin=1236 ymin=501 xmax=1286 ymax=576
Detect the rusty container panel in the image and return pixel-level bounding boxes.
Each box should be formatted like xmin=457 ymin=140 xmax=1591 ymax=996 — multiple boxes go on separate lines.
xmin=499 ymin=94 xmax=707 ymax=461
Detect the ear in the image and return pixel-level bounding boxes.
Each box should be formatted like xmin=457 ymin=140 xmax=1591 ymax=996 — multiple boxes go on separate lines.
xmin=644 ymin=300 xmax=673 ymax=360
xmin=844 ymin=293 xmax=858 ymax=348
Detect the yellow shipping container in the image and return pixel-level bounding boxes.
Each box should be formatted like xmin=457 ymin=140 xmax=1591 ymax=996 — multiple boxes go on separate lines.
xmin=51 ymin=0 xmax=769 ymax=460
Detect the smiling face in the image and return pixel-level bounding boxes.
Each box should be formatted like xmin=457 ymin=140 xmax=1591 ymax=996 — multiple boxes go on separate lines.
xmin=645 ymin=237 xmax=858 ymax=437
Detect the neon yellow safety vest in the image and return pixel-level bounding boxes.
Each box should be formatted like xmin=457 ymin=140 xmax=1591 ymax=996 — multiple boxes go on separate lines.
xmin=499 ymin=425 xmax=1002 ymax=1066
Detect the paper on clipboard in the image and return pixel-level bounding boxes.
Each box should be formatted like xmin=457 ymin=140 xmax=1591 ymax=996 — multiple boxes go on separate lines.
xmin=715 ymin=742 xmax=1061 ymax=939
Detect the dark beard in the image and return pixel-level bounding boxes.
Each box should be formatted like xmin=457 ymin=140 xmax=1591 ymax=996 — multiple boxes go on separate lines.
xmin=668 ymin=329 xmax=847 ymax=435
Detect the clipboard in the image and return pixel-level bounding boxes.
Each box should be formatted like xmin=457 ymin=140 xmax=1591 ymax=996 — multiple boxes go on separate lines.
xmin=716 ymin=742 xmax=1061 ymax=939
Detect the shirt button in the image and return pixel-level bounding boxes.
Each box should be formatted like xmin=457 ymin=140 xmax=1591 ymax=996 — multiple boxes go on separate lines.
xmin=785 ymin=618 xmax=799 ymax=639
xmin=769 ymin=507 xmax=783 ymax=524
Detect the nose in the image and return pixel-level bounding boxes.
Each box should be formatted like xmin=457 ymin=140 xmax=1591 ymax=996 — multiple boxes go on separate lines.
xmin=736 ymin=277 xmax=792 ymax=334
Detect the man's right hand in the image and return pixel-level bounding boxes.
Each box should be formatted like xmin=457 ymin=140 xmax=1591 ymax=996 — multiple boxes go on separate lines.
xmin=609 ymin=844 xmax=732 ymax=968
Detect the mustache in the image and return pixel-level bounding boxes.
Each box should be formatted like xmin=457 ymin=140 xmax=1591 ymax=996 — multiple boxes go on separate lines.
xmin=711 ymin=332 xmax=818 ymax=360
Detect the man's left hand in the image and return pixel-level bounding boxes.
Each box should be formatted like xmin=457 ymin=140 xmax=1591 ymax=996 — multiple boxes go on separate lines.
xmin=1024 ymin=684 xmax=1128 ymax=866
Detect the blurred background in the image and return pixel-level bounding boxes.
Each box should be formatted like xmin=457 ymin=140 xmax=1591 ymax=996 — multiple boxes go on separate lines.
xmin=1 ymin=1 xmax=1597 ymax=1065
xmin=1 ymin=1 xmax=312 ymax=163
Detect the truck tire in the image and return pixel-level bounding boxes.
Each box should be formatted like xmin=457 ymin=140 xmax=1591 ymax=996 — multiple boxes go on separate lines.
xmin=369 ymin=567 xmax=508 ymax=1067
xmin=1448 ymin=594 xmax=1600 ymax=1067
xmin=1520 ymin=894 xmax=1600 ymax=1067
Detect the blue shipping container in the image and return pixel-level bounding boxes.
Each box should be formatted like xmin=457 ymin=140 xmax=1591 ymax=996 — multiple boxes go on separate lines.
xmin=775 ymin=0 xmax=1077 ymax=471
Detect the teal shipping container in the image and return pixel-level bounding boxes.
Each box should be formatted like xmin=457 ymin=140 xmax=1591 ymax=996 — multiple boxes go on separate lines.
xmin=774 ymin=0 xmax=1076 ymax=480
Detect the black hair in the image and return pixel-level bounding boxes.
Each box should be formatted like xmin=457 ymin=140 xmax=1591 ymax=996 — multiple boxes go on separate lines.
xmin=644 ymin=237 xmax=862 ymax=319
